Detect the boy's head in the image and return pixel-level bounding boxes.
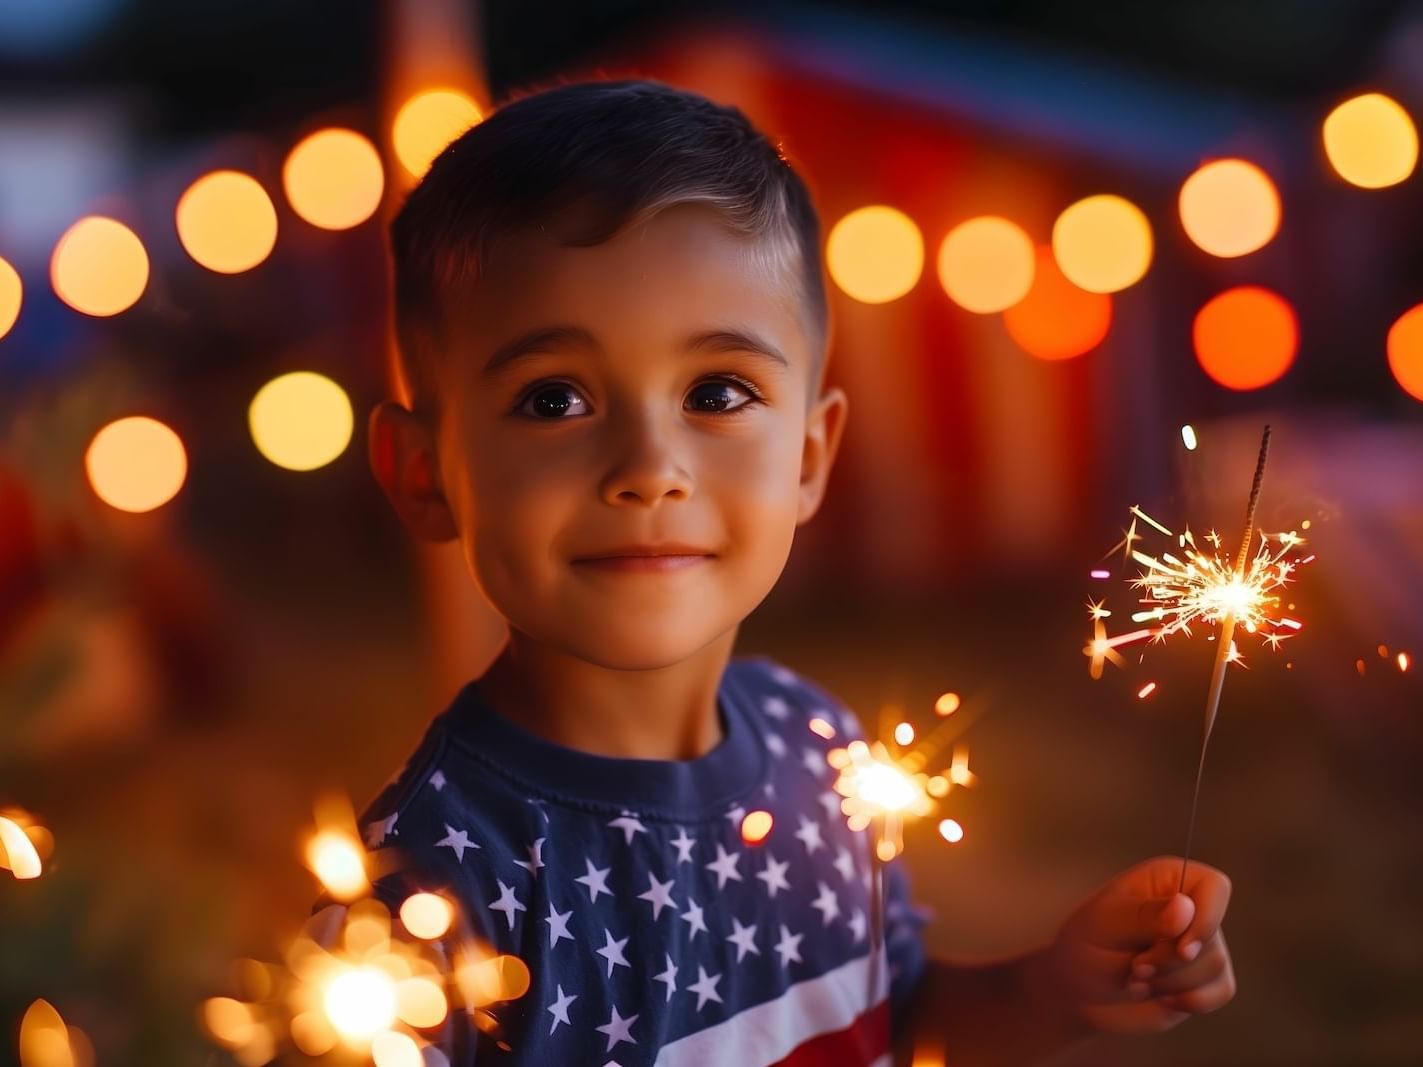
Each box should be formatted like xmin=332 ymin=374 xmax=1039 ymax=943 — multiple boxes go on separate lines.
xmin=370 ymin=78 xmax=848 ymax=670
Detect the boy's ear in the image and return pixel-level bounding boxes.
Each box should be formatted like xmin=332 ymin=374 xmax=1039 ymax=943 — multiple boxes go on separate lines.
xmin=368 ymin=400 xmax=460 ymax=543
xmin=796 ymin=385 xmax=849 ymax=526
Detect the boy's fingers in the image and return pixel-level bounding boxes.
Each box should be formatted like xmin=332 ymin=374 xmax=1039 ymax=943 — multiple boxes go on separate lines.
xmin=1131 ymin=926 xmax=1230 ymax=981
xmin=1174 ymin=869 xmax=1232 ymax=960
xmin=1078 ymin=890 xmax=1195 ymax=951
xmin=1142 ymin=936 xmax=1228 ymax=994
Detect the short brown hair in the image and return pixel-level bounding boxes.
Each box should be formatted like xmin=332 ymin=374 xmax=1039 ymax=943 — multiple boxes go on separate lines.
xmin=388 ymin=77 xmax=829 ymax=417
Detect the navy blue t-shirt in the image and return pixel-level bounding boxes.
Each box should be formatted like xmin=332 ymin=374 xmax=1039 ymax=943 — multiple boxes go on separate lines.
xmin=316 ymin=653 xmax=929 ymax=1065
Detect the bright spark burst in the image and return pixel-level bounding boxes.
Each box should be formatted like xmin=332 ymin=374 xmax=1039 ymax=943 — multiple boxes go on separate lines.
xmin=1085 ymin=508 xmax=1313 ymax=678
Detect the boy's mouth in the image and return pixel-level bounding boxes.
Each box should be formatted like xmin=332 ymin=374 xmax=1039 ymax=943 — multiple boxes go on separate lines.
xmin=572 ymin=542 xmax=716 ymax=573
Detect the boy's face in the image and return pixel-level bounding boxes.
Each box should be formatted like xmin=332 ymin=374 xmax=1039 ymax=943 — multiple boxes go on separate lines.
xmin=371 ymin=203 xmax=847 ymax=670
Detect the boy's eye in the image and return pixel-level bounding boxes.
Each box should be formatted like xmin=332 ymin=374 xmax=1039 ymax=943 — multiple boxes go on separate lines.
xmin=513 ymin=376 xmax=764 ymax=420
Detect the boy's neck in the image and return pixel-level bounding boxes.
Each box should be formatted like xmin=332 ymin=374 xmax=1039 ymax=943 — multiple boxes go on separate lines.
xmin=472 ymin=628 xmax=740 ymax=761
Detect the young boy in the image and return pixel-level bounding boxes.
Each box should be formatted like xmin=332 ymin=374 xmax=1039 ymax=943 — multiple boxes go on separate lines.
xmin=324 ymin=77 xmax=1235 ymax=1065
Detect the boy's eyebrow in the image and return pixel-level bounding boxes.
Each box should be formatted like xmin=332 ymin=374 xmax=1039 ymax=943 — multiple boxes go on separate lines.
xmin=479 ymin=323 xmax=790 ymax=380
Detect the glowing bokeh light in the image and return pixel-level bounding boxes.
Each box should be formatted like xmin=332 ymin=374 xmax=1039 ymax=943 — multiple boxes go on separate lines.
xmin=807 ymin=716 xmax=837 ymax=740
xmin=398 ymin=892 xmax=453 ymax=940
xmin=84 ymin=416 xmax=187 ymax=513
xmin=455 ymin=953 xmax=531 ymax=1007
xmin=1179 ymin=159 xmax=1280 ymax=258
xmin=1322 ymin=93 xmax=1418 ymax=189
xmin=1004 ymin=246 xmax=1112 ymax=360
xmin=249 ymin=371 xmax=354 ymax=471
xmin=371 ymin=1030 xmax=423 ymax=1067
xmin=938 ymin=819 xmax=964 ymax=844
xmin=0 ymin=255 xmax=21 ymax=339
xmin=284 ymin=128 xmax=385 ymax=230
xmin=50 ymin=216 xmax=148 ymax=316
xmin=394 ymin=976 xmax=448 ymax=1029
xmin=19 ymin=999 xmax=72 ymax=1067
xmin=937 ymin=216 xmax=1034 ymax=313
xmin=1051 ymin=194 xmax=1153 ymax=293
xmin=825 ymin=205 xmax=924 ymax=304
xmin=323 ymin=966 xmax=396 ymax=1040
xmin=0 ymin=815 xmax=43 ymax=878
xmin=289 ymin=1012 xmax=338 ymax=1057
xmin=740 ymin=809 xmax=774 ymax=845
xmin=393 ymin=88 xmax=483 ymax=177
xmin=1386 ymin=303 xmax=1423 ymax=402
xmin=933 ymin=692 xmax=960 ymax=716
xmin=1181 ymin=424 xmax=1198 ymax=451
xmin=202 ymin=998 xmax=255 ymax=1048
xmin=305 ymin=831 xmax=368 ymax=901
xmin=1193 ymin=286 xmax=1297 ymax=390
xmin=893 ymin=721 xmax=915 ymax=746
xmin=175 ymin=171 xmax=278 ymax=273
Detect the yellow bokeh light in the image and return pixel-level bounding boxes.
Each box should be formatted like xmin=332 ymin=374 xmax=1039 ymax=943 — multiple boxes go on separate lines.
xmin=399 ymin=892 xmax=453 ymax=940
xmin=249 ymin=371 xmax=354 ymax=471
xmin=825 ymin=205 xmax=924 ymax=304
xmin=201 ymin=997 xmax=255 ymax=1049
xmin=371 ymin=1030 xmax=423 ymax=1067
xmin=938 ymin=819 xmax=964 ymax=843
xmin=893 ymin=721 xmax=915 ymax=746
xmin=305 ymin=831 xmax=368 ymax=901
xmin=1178 ymin=159 xmax=1280 ymax=258
xmin=934 ymin=692 xmax=960 ymax=717
xmin=0 ymin=255 xmax=21 ymax=339
xmin=739 ymin=809 xmax=774 ymax=845
xmin=284 ymin=128 xmax=385 ymax=230
xmin=289 ymin=1011 xmax=337 ymax=1057
xmin=455 ymin=952 xmax=531 ymax=1007
xmin=1323 ymin=92 xmax=1418 ymax=189
xmin=1051 ymin=194 xmax=1153 ymax=293
xmin=84 ymin=416 xmax=187 ymax=513
xmin=0 ymin=816 xmax=43 ymax=878
xmin=50 ymin=216 xmax=149 ymax=316
xmin=395 ymin=976 xmax=448 ymax=1029
xmin=393 ymin=88 xmax=483 ymax=177
xmin=175 ymin=170 xmax=278 ymax=273
xmin=937 ymin=216 xmax=1035 ymax=313
xmin=324 ymin=966 xmax=397 ymax=1041
xmin=19 ymin=999 xmax=73 ymax=1067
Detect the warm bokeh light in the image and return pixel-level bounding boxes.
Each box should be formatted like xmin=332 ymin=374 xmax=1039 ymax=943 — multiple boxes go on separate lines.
xmin=455 ymin=952 xmax=532 ymax=1007
xmin=323 ymin=966 xmax=397 ymax=1040
xmin=893 ymin=721 xmax=915 ymax=746
xmin=371 ymin=1030 xmax=423 ymax=1067
xmin=398 ymin=892 xmax=453 ymax=940
xmin=937 ymin=216 xmax=1035 ymax=313
xmin=249 ymin=371 xmax=354 ymax=471
xmin=50 ymin=215 xmax=148 ymax=316
xmin=807 ymin=716 xmax=837 ymax=740
xmin=393 ymin=88 xmax=483 ymax=177
xmin=1179 ymin=159 xmax=1280 ymax=258
xmin=938 ymin=819 xmax=964 ymax=844
xmin=394 ymin=976 xmax=448 ymax=1029
xmin=175 ymin=170 xmax=278 ymax=273
xmin=0 ymin=255 xmax=21 ymax=339
xmin=825 ymin=205 xmax=924 ymax=304
xmin=1181 ymin=424 xmax=1198 ymax=451
xmin=1322 ymin=93 xmax=1418 ymax=189
xmin=84 ymin=416 xmax=187 ymax=513
xmin=1051 ymin=194 xmax=1153 ymax=293
xmin=1400 ymin=652 xmax=1411 ymax=673
xmin=305 ymin=831 xmax=368 ymax=901
xmin=19 ymin=999 xmax=73 ymax=1067
xmin=740 ymin=809 xmax=774 ymax=845
xmin=289 ymin=1011 xmax=338 ymax=1057
xmin=284 ymin=128 xmax=385 ymax=230
xmin=201 ymin=997 xmax=255 ymax=1049
xmin=1003 ymin=246 xmax=1112 ymax=360
xmin=1193 ymin=286 xmax=1298 ymax=390
xmin=1386 ymin=303 xmax=1423 ymax=402
xmin=1137 ymin=682 xmax=1159 ymax=699
xmin=0 ymin=815 xmax=43 ymax=878
xmin=934 ymin=692 xmax=960 ymax=717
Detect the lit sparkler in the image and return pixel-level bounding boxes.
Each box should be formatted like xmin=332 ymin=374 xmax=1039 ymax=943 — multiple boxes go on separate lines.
xmin=1086 ymin=426 xmax=1313 ymax=893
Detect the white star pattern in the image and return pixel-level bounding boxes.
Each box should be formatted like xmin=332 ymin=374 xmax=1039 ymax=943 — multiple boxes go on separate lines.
xmin=762 ymin=781 xmax=777 ymax=799
xmin=547 ymin=984 xmax=576 ymax=1034
xmin=654 ymin=953 xmax=678 ymax=1002
xmin=848 ymin=907 xmax=867 ymax=942
xmin=819 ymin=790 xmax=843 ymax=822
xmin=607 ymin=812 xmax=647 ymax=845
xmin=429 ymin=769 xmax=447 ymax=791
xmin=575 ymin=858 xmax=612 ymax=902
xmin=514 ymin=836 xmax=546 ymax=875
xmin=755 ymin=853 xmax=791 ymax=898
xmin=726 ymin=917 xmax=760 ymax=962
xmin=364 ymin=812 xmax=398 ymax=848
xmin=489 ymin=879 xmax=526 ymax=931
xmin=764 ymin=733 xmax=787 ymax=758
xmin=670 ymin=828 xmax=696 ymax=864
xmin=596 ymin=929 xmax=630 ymax=976
xmin=680 ymin=897 xmax=708 ymax=940
xmin=688 ymin=965 xmax=723 ymax=1011
xmin=596 ymin=1004 xmax=638 ymax=1052
xmin=768 ymin=664 xmax=799 ymax=687
xmin=833 ymin=846 xmax=857 ymax=882
xmin=762 ymin=694 xmax=791 ymax=720
xmin=724 ymin=804 xmax=747 ymax=827
xmin=802 ymin=746 xmax=828 ymax=777
xmin=811 ymin=880 xmax=840 ymax=925
xmin=435 ymin=823 xmax=477 ymax=862
xmin=794 ymin=815 xmax=824 ymax=855
xmin=637 ymin=872 xmax=677 ymax=920
xmin=545 ymin=903 xmax=573 ymax=948
xmin=705 ymin=843 xmax=743 ymax=889
xmin=774 ymin=923 xmax=804 ymax=967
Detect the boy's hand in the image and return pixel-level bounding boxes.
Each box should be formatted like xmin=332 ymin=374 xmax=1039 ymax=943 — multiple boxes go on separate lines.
xmin=1039 ymin=855 xmax=1236 ymax=1035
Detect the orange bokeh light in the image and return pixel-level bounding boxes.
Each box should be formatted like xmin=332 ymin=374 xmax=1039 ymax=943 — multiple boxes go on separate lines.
xmin=1193 ymin=286 xmax=1298 ymax=390
xmin=1003 ymin=246 xmax=1112 ymax=361
xmin=1386 ymin=303 xmax=1423 ymax=402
